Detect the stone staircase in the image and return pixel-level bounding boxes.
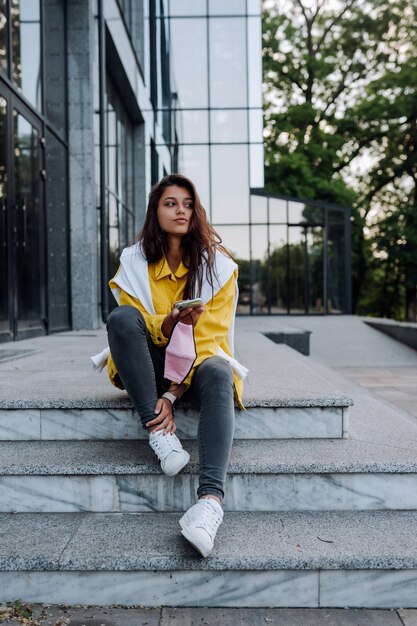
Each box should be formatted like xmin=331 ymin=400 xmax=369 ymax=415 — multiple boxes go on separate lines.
xmin=0 ymin=327 xmax=417 ymax=607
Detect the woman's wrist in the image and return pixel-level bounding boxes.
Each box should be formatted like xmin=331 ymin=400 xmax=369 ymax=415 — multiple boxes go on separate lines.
xmin=161 ymin=314 xmax=173 ymax=338
xmin=168 ymin=383 xmax=186 ymax=399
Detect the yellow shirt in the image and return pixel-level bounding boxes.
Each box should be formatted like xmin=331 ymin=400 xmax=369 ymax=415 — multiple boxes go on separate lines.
xmin=107 ymin=255 xmax=244 ymax=409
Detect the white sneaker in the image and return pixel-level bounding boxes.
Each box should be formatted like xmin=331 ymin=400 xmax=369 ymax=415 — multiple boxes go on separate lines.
xmin=179 ymin=498 xmax=224 ymax=557
xmin=148 ymin=430 xmax=190 ymax=476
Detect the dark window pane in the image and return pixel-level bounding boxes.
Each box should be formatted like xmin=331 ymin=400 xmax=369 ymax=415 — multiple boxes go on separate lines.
xmin=287 ymin=225 xmax=324 ymax=313
xmin=307 ymin=226 xmax=324 ymax=313
xmin=0 ymin=96 xmax=8 ymax=333
xmin=0 ymin=1 xmax=8 ymax=74
xmin=14 ymin=110 xmax=41 ymax=329
xmin=45 ymin=130 xmax=70 ymax=331
xmin=288 ymin=226 xmax=306 ymax=313
xmin=11 ymin=0 xmax=42 ymax=111
xmin=328 ymin=212 xmax=346 ymax=313
xmin=251 ymin=224 xmax=268 ymax=314
xmin=269 ymin=224 xmax=288 ymax=313
xmin=44 ymin=0 xmax=67 ymax=136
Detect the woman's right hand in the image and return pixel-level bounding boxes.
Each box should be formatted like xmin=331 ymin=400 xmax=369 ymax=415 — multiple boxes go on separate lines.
xmin=146 ymin=397 xmax=176 ymax=434
xmin=161 ymin=304 xmax=204 ymax=337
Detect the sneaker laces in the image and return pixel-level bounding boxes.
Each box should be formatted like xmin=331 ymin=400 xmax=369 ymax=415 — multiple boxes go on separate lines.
xmin=150 ymin=431 xmax=183 ymax=461
xmin=196 ymin=500 xmax=223 ymax=540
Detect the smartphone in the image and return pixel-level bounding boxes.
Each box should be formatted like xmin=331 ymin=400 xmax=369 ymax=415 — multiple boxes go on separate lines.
xmin=175 ymin=298 xmax=204 ymax=311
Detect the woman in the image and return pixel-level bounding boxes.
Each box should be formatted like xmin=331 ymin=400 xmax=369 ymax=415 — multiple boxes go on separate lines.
xmin=103 ymin=173 xmax=247 ymax=558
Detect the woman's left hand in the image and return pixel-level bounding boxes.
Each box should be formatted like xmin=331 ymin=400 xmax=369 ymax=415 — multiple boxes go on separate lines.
xmin=146 ymin=397 xmax=176 ymax=434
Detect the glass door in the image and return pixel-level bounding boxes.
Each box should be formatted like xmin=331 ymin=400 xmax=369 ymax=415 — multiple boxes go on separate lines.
xmin=0 ymin=86 xmax=46 ymax=341
xmin=288 ymin=225 xmax=324 ymax=314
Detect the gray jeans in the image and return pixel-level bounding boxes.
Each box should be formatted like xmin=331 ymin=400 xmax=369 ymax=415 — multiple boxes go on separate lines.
xmin=106 ymin=305 xmax=235 ymax=501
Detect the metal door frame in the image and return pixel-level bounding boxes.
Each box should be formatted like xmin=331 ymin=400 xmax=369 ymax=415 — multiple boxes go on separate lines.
xmin=0 ymin=82 xmax=47 ymax=342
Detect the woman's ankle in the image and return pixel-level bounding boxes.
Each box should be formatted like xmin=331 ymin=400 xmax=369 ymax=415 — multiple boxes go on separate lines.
xmin=199 ymin=494 xmax=222 ymax=505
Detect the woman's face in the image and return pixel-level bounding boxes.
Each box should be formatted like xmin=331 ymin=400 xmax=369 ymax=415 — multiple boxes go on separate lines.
xmin=157 ymin=185 xmax=194 ymax=236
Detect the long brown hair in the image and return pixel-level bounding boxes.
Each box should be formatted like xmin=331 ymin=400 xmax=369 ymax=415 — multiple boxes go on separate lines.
xmin=137 ymin=174 xmax=231 ymax=299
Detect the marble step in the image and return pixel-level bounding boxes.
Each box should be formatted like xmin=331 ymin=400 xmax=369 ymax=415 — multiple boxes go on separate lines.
xmin=0 ymin=337 xmax=353 ymax=441
xmin=1 ymin=510 xmax=417 ymax=607
xmin=1 ymin=439 xmax=417 ymax=513
xmin=0 ymin=403 xmax=350 ymax=441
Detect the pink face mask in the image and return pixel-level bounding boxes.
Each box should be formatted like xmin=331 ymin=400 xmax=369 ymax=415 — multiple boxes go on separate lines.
xmin=164 ymin=320 xmax=197 ymax=384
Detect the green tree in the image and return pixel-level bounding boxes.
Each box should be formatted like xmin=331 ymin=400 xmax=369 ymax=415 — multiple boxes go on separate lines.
xmin=263 ymin=0 xmax=417 ymax=319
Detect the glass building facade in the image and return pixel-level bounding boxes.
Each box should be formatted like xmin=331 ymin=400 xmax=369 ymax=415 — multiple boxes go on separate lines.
xmin=0 ymin=0 xmax=351 ymax=342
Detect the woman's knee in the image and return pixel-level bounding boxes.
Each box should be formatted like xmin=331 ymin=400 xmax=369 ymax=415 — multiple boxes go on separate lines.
xmin=198 ymin=356 xmax=234 ymax=387
xmin=106 ymin=305 xmax=145 ymax=334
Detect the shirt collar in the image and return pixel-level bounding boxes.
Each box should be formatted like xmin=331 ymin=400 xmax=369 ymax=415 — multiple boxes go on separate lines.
xmin=154 ymin=256 xmax=189 ymax=280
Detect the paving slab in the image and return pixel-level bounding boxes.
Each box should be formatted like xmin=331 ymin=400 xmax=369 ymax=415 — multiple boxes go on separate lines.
xmin=399 ymin=609 xmax=417 ymax=626
xmin=159 ymin=607 xmax=403 ymax=625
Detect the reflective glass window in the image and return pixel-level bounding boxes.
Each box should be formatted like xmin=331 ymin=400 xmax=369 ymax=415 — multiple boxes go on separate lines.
xmin=0 ymin=1 xmax=7 ymax=74
xmin=251 ymin=194 xmax=267 ymax=223
xmin=214 ymin=224 xmax=249 ymax=260
xmin=247 ymin=0 xmax=261 ymax=14
xmin=209 ymin=18 xmax=247 ymax=108
xmin=288 ymin=200 xmax=324 ymax=224
xmin=105 ymin=74 xmax=135 ymax=285
xmin=269 ymin=197 xmax=287 ymax=223
xmin=209 ymin=0 xmax=246 ymax=15
xmin=249 ymin=144 xmax=264 ymax=187
xmin=169 ymin=0 xmax=207 ymax=16
xmin=251 ymin=224 xmax=268 ymax=314
xmin=170 ymin=19 xmax=208 ymax=108
xmin=269 ymin=224 xmax=288 ymax=313
xmin=44 ymin=0 xmax=67 ymax=136
xmin=178 ymin=109 xmax=209 ymax=144
xmin=11 ymin=0 xmax=42 ymax=111
xmin=178 ymin=145 xmax=210 ymax=213
xmin=210 ymin=109 xmax=248 ymax=143
xmin=249 ymin=108 xmax=263 ymax=143
xmin=247 ymin=17 xmax=262 ymax=108
xmin=211 ymin=145 xmax=249 ymax=224
xmin=0 ymin=96 xmax=8 ymax=332
xmin=288 ymin=226 xmax=306 ymax=313
xmin=212 ymin=224 xmax=250 ymax=314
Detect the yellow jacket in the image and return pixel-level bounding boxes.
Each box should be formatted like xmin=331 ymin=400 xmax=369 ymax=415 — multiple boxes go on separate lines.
xmin=107 ymin=252 xmax=245 ymax=409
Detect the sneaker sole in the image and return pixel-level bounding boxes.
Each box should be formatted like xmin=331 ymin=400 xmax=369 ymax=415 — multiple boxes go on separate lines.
xmin=163 ymin=450 xmax=190 ymax=476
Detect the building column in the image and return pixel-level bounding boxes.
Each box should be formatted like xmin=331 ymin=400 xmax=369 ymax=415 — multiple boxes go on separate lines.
xmin=66 ymin=0 xmax=101 ymax=329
